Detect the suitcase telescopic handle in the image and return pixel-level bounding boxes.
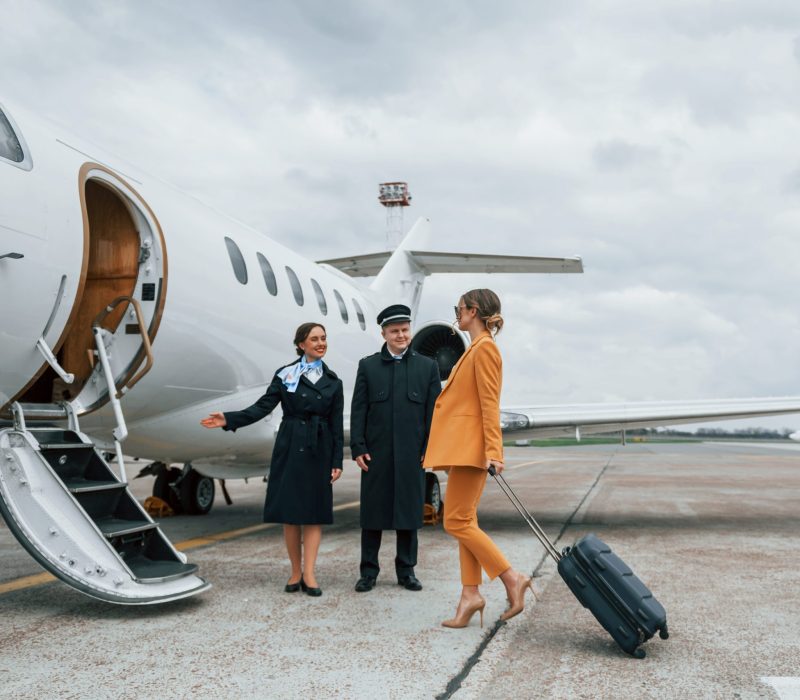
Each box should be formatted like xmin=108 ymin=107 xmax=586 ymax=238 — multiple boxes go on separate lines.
xmin=488 ymin=465 xmax=562 ymax=563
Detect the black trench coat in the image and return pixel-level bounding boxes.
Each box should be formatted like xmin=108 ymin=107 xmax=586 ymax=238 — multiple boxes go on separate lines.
xmin=223 ymin=360 xmax=344 ymax=525
xmin=350 ymin=346 xmax=441 ymax=530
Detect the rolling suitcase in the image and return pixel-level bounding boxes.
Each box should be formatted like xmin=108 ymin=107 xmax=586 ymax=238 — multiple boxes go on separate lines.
xmin=488 ymin=466 xmax=669 ymax=658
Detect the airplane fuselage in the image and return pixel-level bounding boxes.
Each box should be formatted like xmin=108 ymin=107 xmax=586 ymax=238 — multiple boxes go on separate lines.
xmin=1 ymin=102 xmax=397 ymax=476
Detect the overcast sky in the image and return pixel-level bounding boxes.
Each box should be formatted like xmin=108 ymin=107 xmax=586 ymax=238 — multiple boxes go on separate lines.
xmin=5 ymin=0 xmax=800 ymax=430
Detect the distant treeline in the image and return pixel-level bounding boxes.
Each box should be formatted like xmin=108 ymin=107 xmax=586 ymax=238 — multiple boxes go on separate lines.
xmin=626 ymin=427 xmax=794 ymax=440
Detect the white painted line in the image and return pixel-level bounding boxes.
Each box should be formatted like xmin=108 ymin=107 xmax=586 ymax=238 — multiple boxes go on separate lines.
xmin=705 ymin=441 xmax=800 ymax=452
xmin=761 ymin=677 xmax=800 ymax=699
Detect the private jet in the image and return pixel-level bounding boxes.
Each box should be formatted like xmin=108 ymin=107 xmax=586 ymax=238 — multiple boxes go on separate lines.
xmin=2 ymin=100 xmax=800 ymax=604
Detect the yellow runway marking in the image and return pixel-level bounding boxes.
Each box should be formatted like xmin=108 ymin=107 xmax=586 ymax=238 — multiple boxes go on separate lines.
xmin=506 ymin=459 xmax=549 ymax=471
xmin=0 ymin=499 xmax=362 ymax=596
xmin=0 ymin=572 xmax=55 ymax=595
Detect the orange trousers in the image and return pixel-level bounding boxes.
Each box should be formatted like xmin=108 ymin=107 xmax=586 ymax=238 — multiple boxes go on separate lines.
xmin=443 ymin=466 xmax=511 ymax=586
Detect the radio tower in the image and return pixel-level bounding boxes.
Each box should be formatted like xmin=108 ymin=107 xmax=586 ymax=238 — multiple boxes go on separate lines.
xmin=378 ymin=182 xmax=412 ymax=250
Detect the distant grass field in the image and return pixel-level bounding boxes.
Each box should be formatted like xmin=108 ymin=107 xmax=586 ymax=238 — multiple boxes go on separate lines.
xmin=505 ymin=437 xmax=700 ymax=447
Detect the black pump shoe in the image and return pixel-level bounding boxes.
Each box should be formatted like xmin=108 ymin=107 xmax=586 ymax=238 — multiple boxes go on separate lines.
xmin=285 ymin=577 xmax=303 ymax=593
xmin=300 ymin=578 xmax=322 ymax=597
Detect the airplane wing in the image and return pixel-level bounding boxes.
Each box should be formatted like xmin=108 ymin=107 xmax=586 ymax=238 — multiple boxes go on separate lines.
xmin=499 ymin=397 xmax=800 ymax=439
xmin=318 ymin=251 xmax=583 ymax=277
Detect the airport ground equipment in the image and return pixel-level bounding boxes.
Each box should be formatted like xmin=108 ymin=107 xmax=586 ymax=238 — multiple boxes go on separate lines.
xmin=0 ymin=402 xmax=210 ymax=604
xmin=489 ymin=466 xmax=668 ymax=658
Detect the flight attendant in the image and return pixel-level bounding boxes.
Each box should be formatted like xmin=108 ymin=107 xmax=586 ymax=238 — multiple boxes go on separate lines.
xmin=201 ymin=322 xmax=343 ymax=597
xmin=424 ymin=289 xmax=533 ymax=628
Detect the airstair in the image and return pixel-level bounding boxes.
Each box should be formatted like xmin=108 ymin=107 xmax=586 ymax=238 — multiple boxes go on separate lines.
xmin=0 ymin=297 xmax=210 ymax=604
xmin=0 ymin=403 xmax=210 ymax=603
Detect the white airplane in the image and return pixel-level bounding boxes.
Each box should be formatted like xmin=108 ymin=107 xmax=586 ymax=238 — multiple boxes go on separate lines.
xmin=3 ymin=100 xmax=800 ymax=605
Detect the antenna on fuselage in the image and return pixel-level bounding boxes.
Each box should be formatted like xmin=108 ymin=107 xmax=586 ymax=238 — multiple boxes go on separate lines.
xmin=378 ymin=181 xmax=412 ymax=250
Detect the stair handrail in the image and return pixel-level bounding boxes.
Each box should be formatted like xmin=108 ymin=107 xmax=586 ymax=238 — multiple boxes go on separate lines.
xmin=35 ymin=337 xmax=75 ymax=385
xmin=92 ymin=295 xmax=154 ymax=398
xmin=91 ymin=326 xmax=128 ymax=482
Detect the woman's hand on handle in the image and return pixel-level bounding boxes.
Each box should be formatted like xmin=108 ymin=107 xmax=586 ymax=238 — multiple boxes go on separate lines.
xmin=200 ymin=412 xmax=227 ymax=429
xmin=487 ymin=459 xmax=505 ymax=474
xmin=331 ymin=468 xmax=342 ymax=484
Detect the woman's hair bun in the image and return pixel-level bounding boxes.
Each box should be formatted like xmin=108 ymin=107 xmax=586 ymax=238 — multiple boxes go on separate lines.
xmin=486 ymin=312 xmax=504 ymax=335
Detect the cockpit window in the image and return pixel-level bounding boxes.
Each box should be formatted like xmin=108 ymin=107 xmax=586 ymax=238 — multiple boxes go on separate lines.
xmin=0 ymin=108 xmax=25 ymax=163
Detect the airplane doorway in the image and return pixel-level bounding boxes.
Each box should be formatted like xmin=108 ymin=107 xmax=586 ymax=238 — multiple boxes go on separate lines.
xmin=14 ymin=165 xmax=167 ymax=413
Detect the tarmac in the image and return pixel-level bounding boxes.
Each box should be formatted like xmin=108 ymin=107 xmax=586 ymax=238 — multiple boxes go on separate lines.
xmin=1 ymin=442 xmax=800 ymax=699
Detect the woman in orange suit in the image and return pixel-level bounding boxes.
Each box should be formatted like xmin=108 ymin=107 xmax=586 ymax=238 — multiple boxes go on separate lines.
xmin=424 ymin=288 xmax=533 ymax=628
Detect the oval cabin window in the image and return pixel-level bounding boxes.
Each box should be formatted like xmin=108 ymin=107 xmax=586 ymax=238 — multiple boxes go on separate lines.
xmin=286 ymin=266 xmax=304 ymax=306
xmin=224 ymin=237 xmax=248 ymax=285
xmin=257 ymin=253 xmax=278 ymax=296
xmin=311 ymin=279 xmax=327 ymax=315
xmin=333 ymin=289 xmax=349 ymax=323
xmin=352 ymin=298 xmax=366 ymax=330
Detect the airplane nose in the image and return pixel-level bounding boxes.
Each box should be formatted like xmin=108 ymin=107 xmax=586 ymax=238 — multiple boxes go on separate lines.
xmin=0 ymin=104 xmax=93 ymax=412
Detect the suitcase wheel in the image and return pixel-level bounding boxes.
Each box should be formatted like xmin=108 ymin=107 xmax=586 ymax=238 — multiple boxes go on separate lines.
xmin=631 ymin=647 xmax=646 ymax=659
xmin=659 ymin=624 xmax=669 ymax=640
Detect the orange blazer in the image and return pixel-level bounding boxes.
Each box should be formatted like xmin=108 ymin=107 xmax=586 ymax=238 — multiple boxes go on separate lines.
xmin=423 ymin=331 xmax=503 ymax=470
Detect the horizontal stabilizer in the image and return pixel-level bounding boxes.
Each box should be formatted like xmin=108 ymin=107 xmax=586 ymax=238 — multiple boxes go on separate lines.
xmin=318 ymin=250 xmax=583 ymax=278
xmin=317 ymin=252 xmax=391 ymax=277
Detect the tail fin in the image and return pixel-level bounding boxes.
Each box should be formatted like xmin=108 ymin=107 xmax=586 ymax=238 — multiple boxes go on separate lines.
xmin=316 ymin=217 xmax=583 ymax=315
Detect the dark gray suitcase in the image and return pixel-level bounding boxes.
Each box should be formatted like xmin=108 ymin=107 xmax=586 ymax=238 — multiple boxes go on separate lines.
xmin=489 ymin=467 xmax=668 ymax=658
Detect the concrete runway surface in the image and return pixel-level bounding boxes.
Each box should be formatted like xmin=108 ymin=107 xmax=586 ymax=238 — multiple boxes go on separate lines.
xmin=1 ymin=442 xmax=800 ymax=699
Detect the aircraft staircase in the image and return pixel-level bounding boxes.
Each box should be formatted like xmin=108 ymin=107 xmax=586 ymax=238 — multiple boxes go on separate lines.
xmin=0 ymin=402 xmax=210 ymax=603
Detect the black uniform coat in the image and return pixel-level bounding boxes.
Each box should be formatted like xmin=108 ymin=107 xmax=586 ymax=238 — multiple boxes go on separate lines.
xmin=222 ymin=360 xmax=344 ymax=525
xmin=350 ymin=346 xmax=441 ymax=530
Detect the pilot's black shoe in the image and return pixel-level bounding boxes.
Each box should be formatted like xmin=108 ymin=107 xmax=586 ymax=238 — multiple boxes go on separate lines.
xmin=397 ymin=575 xmax=423 ymax=591
xmin=355 ymin=575 xmax=377 ymax=592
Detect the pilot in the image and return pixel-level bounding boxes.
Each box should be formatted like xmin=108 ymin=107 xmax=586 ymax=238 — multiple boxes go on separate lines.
xmin=350 ymin=304 xmax=441 ymax=592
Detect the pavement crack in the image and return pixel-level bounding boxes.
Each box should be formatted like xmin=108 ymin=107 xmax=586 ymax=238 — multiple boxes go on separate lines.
xmin=437 ymin=451 xmax=617 ymax=699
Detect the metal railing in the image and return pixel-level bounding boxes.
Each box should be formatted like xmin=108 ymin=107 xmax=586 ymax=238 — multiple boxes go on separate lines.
xmin=91 ymin=295 xmax=155 ymax=482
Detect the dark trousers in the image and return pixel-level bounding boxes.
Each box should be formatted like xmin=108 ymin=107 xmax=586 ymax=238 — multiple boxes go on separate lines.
xmin=360 ymin=529 xmax=418 ymax=578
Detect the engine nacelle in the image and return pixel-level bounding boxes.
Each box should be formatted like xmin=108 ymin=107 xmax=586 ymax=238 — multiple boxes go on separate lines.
xmin=411 ymin=321 xmax=469 ymax=381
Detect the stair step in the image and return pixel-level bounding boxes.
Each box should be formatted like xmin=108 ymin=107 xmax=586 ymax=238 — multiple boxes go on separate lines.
xmin=39 ymin=443 xmax=91 ymax=450
xmin=96 ymin=518 xmax=157 ymax=538
xmin=123 ymin=556 xmax=199 ymax=583
xmin=65 ymin=478 xmax=125 ymax=494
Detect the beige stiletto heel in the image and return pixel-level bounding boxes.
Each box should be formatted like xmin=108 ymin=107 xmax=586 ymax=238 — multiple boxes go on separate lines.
xmin=500 ymin=575 xmax=533 ymax=621
xmin=441 ymin=597 xmax=486 ymax=629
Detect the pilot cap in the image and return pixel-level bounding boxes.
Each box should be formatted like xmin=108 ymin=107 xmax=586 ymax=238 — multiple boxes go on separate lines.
xmin=377 ymin=304 xmax=412 ymax=327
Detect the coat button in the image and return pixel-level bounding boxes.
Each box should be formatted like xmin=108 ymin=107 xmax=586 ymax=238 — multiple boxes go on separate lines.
xmin=299 ymin=447 xmax=304 ymax=452
xmin=301 ymin=420 xmax=306 ymax=425
xmin=301 ymin=393 xmax=307 ymax=397
xmin=316 ymin=395 xmax=322 ymax=399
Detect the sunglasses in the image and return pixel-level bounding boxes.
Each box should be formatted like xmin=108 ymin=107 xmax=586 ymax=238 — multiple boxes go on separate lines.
xmin=453 ymin=304 xmax=471 ymax=318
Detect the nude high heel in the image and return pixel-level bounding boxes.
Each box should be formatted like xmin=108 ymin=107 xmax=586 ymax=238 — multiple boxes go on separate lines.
xmin=441 ymin=597 xmax=486 ymax=629
xmin=500 ymin=575 xmax=534 ymax=622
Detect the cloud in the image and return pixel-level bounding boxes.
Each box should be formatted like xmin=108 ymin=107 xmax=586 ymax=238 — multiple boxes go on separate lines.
xmin=4 ymin=0 xmax=800 ymax=430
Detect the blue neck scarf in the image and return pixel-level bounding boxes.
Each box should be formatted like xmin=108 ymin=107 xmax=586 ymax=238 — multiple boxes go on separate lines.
xmin=277 ymin=356 xmax=323 ymax=393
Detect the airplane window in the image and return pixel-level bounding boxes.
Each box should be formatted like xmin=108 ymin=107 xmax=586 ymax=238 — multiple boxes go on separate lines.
xmin=352 ymin=298 xmax=366 ymax=330
xmin=286 ymin=266 xmax=304 ymax=306
xmin=334 ymin=289 xmax=349 ymax=323
xmin=0 ymin=109 xmax=24 ymax=163
xmin=311 ymin=279 xmax=328 ymax=315
xmin=257 ymin=252 xmax=278 ymax=296
xmin=224 ymin=237 xmax=248 ymax=285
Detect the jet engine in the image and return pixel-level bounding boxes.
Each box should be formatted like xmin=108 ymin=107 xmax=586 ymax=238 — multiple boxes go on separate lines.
xmin=411 ymin=321 xmax=468 ymax=381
